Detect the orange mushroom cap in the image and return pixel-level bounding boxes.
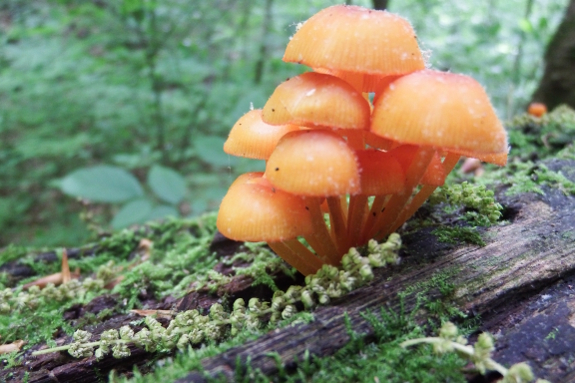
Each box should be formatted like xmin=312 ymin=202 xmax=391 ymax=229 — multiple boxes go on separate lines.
xmin=224 ymin=109 xmax=300 ymax=160
xmin=371 ymin=70 xmax=508 ymax=157
xmin=262 ymin=72 xmax=370 ymax=130
xmin=355 ymin=149 xmax=405 ymax=195
xmin=284 ymin=5 xmax=425 ymax=92
xmin=527 ymin=102 xmax=547 ymax=117
xmin=217 ymin=174 xmax=313 ymax=242
xmin=446 ymin=149 xmax=508 ymax=167
xmin=229 ymin=171 xmax=264 ymax=188
xmin=265 ymin=130 xmax=360 ymax=196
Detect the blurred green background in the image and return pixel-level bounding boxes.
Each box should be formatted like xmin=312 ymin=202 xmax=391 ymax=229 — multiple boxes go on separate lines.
xmin=0 ymin=0 xmax=568 ymax=247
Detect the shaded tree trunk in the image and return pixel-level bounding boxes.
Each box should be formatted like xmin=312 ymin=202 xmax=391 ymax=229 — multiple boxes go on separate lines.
xmin=372 ymin=0 xmax=389 ymax=10
xmin=253 ymin=0 xmax=273 ymax=84
xmin=532 ymin=0 xmax=575 ymax=110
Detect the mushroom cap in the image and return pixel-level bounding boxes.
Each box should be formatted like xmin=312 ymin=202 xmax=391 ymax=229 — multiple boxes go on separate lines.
xmin=262 ymin=72 xmax=370 ymax=130
xmin=527 ymin=102 xmax=547 ymax=117
xmin=284 ymin=5 xmax=425 ymax=92
xmin=265 ymin=130 xmax=360 ymax=196
xmin=447 ymin=149 xmax=508 ymax=166
xmin=355 ymin=149 xmax=405 ymax=195
xmin=224 ymin=109 xmax=300 ymax=159
xmin=284 ymin=5 xmax=424 ymax=75
xmin=217 ymin=174 xmax=313 ymax=242
xmin=371 ymin=70 xmax=508 ymax=155
xmin=229 ymin=171 xmax=264 ymax=188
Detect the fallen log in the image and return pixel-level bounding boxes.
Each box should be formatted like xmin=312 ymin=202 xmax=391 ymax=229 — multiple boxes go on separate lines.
xmin=2 ymin=160 xmax=575 ymax=382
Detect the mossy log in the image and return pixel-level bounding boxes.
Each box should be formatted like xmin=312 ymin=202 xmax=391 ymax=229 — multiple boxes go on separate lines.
xmin=3 ymin=159 xmax=575 ymax=382
xmin=175 ymin=159 xmax=575 ymax=383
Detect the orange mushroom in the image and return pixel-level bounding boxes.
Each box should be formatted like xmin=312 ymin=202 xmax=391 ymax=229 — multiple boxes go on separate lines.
xmin=527 ymin=102 xmax=547 ymax=118
xmin=224 ymin=109 xmax=300 ymax=160
xmin=216 ymin=4 xmax=508 ymax=275
xmin=261 ymin=72 xmax=370 ymax=135
xmin=265 ymin=129 xmax=360 ymax=262
xmin=284 ymin=5 xmax=425 ymax=93
xmin=217 ymin=173 xmax=323 ymax=275
xmin=368 ymin=70 xmax=508 ymax=240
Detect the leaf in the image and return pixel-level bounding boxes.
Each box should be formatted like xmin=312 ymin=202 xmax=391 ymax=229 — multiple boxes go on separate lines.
xmin=518 ymin=18 xmax=533 ymax=34
xmin=146 ymin=205 xmax=179 ymax=221
xmin=147 ymin=165 xmax=187 ymax=204
xmin=193 ymin=135 xmax=234 ymax=168
xmin=111 ymin=199 xmax=153 ymax=229
xmin=59 ymin=165 xmax=144 ymax=202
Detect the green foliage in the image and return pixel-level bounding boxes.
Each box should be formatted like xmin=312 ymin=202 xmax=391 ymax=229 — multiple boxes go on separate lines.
xmin=59 ymin=165 xmax=144 ymax=203
xmin=147 ymin=165 xmax=187 ymax=204
xmin=57 ymin=164 xmax=188 ymax=228
xmin=0 ymin=0 xmax=568 ymax=246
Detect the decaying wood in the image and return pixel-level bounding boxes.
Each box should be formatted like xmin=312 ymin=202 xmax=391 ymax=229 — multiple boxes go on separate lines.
xmin=173 ymin=180 xmax=575 ymax=382
xmin=3 ymin=160 xmax=575 ymax=382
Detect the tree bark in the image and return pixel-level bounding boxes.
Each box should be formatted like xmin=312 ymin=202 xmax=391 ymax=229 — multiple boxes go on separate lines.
xmin=531 ymin=0 xmax=575 ymax=110
xmin=372 ymin=0 xmax=389 ymax=10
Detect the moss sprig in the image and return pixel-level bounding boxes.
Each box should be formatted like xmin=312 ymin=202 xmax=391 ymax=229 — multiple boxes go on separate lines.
xmin=32 ymin=234 xmax=402 ymax=360
xmin=429 ymin=182 xmax=503 ymax=227
xmin=0 ymin=261 xmax=117 ymax=317
xmin=401 ymin=321 xmax=550 ymax=383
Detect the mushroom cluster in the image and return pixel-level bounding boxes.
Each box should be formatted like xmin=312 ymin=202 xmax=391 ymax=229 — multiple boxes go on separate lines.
xmin=217 ymin=5 xmax=508 ymax=275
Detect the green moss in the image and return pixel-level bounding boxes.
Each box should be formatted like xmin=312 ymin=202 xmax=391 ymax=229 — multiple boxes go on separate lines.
xmin=0 ymin=213 xmax=221 ymax=348
xmin=499 ymin=161 xmax=575 ymax=196
xmin=429 ymin=182 xmax=502 ymax=227
xmin=224 ymin=310 xmax=468 ymax=383
xmin=432 ymin=226 xmax=486 ymax=247
xmin=506 ymin=104 xmax=575 ymax=160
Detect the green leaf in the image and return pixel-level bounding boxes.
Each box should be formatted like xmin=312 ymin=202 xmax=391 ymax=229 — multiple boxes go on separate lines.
xmin=146 ymin=205 xmax=179 ymax=221
xmin=59 ymin=165 xmax=144 ymax=202
xmin=147 ymin=165 xmax=187 ymax=204
xmin=194 ymin=135 xmax=234 ymax=168
xmin=518 ymin=18 xmax=533 ymax=33
xmin=111 ymin=199 xmax=153 ymax=229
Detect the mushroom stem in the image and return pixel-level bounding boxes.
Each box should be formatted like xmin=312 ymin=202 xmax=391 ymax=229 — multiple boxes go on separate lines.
xmin=365 ymin=131 xmax=394 ymax=150
xmin=361 ymin=194 xmax=391 ymax=242
xmin=304 ymin=197 xmax=340 ymax=265
xmin=347 ymin=194 xmax=368 ymax=247
xmin=344 ymin=130 xmax=366 ymax=150
xmin=388 ymin=152 xmax=461 ymax=233
xmin=327 ymin=196 xmax=349 ymax=255
xmin=368 ymin=146 xmax=435 ymax=241
xmin=267 ymin=240 xmax=321 ymax=276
